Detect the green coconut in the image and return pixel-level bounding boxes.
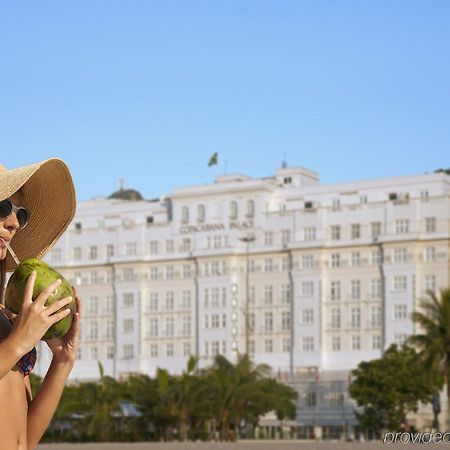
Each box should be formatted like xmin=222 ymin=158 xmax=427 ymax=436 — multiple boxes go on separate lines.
xmin=5 ymin=258 xmax=76 ymax=340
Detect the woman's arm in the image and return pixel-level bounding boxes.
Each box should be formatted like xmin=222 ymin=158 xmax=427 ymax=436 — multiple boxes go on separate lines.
xmin=26 ymin=290 xmax=81 ymax=450
xmin=26 ymin=360 xmax=73 ymax=449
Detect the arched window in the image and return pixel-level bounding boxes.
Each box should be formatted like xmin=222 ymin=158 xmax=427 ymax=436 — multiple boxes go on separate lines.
xmin=229 ymin=201 xmax=238 ymax=220
xmin=246 ymin=199 xmax=255 ymax=218
xmin=197 ymin=204 xmax=205 ymax=223
xmin=181 ymin=206 xmax=189 ymax=224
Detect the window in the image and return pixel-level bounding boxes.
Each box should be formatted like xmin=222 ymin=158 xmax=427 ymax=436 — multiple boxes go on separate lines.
xmin=394 ymin=304 xmax=407 ymax=319
xmin=351 ymin=280 xmax=361 ymax=300
xmin=149 ymin=241 xmax=158 ymax=255
xmin=281 ymin=311 xmax=290 ymax=331
xmin=393 ymin=275 xmax=407 ymax=292
xmin=166 ymin=265 xmax=175 ymax=280
xmin=330 ymin=281 xmax=341 ymax=301
xmin=229 ymin=201 xmax=238 ymax=220
xmin=165 ymin=240 xmax=174 ymax=254
xmin=197 ymin=204 xmax=205 ymax=223
xmin=394 ymin=334 xmax=407 ymax=346
xmin=393 ymin=248 xmax=407 ymax=263
xmin=89 ymin=320 xmax=98 ymax=340
xmin=149 ymin=318 xmax=158 ymax=337
xmin=106 ymin=244 xmax=115 ymax=258
xmin=351 ymin=252 xmax=361 ymax=267
xmin=123 ymin=319 xmax=134 ymax=333
xmin=371 ymin=306 xmax=381 ymax=327
xmin=183 ymin=264 xmax=192 ymax=279
xmin=182 ymin=290 xmax=191 ymax=310
xmin=181 ymin=206 xmax=189 ymax=224
xmin=106 ymin=319 xmax=114 ymax=338
xmin=360 ymin=195 xmax=368 ymax=204
xmin=331 ymin=225 xmax=341 ymax=240
xmin=211 ymin=341 xmax=220 ymax=355
xmin=425 ymin=217 xmax=436 ymax=233
xmin=304 ymin=227 xmax=316 ymax=241
xmin=425 ymin=274 xmax=436 ymax=292
xmin=331 ymin=308 xmax=340 ymax=329
xmin=351 ymin=224 xmax=361 ymax=239
xmin=264 ymin=231 xmax=273 ymax=246
xmin=246 ymin=199 xmax=255 ymax=218
xmin=332 ymin=198 xmax=340 ymax=211
xmin=88 ymin=296 xmax=98 ymax=314
xmin=264 ymin=312 xmax=273 ymax=332
xmin=165 ymin=292 xmax=174 ymax=310
xmin=371 ymin=278 xmax=381 ymax=298
xmin=183 ymin=342 xmax=191 ymax=356
xmin=249 ymin=340 xmax=255 ymax=355
xmin=265 ymin=339 xmax=273 ymax=353
xmin=126 ymin=242 xmax=137 ymax=255
xmin=181 ymin=238 xmax=191 ymax=252
xmin=91 ymin=347 xmax=98 ymax=360
xmin=123 ymin=267 xmax=134 ymax=282
xmin=150 ymin=267 xmax=158 ymax=280
xmin=182 ymin=316 xmax=191 ymax=335
xmin=302 ymin=254 xmax=313 ymax=269
xmin=89 ymin=246 xmax=98 ymax=260
xmin=74 ymin=246 xmax=82 ymax=260
xmin=281 ymin=229 xmax=291 ymax=245
xmin=302 ymin=309 xmax=314 ymax=324
xmin=250 ymin=286 xmax=256 ymax=304
xmin=264 ymin=285 xmax=273 ymax=305
xmin=371 ymin=222 xmax=381 ymax=239
xmin=107 ymin=345 xmax=115 ymax=359
xmin=351 ymin=335 xmax=361 ymax=350
xmin=371 ymin=249 xmax=382 ymax=265
xmin=420 ymin=190 xmax=429 ymax=202
xmin=123 ymin=293 xmax=134 ymax=308
xmin=166 ymin=343 xmax=174 ymax=357
xmin=150 ymin=344 xmax=158 ymax=357
xmin=282 ymin=338 xmax=290 ymax=353
xmin=302 ymin=337 xmax=314 ymax=351
xmin=211 ymin=314 xmax=220 ymax=328
xmin=331 ymin=336 xmax=341 ymax=351
xmin=149 ymin=293 xmax=158 ymax=311
xmin=264 ymin=258 xmax=273 ymax=272
xmin=52 ymin=248 xmax=62 ymax=262
xmin=372 ymin=335 xmax=381 ymax=350
xmin=302 ymin=281 xmax=314 ymax=297
xmin=331 ymin=253 xmax=340 ymax=268
xmin=425 ymin=246 xmax=436 ymax=262
xmin=123 ymin=345 xmax=134 ymax=359
xmin=211 ymin=287 xmax=220 ymax=307
xmin=165 ymin=317 xmax=174 ymax=337
xmin=281 ymin=256 xmax=290 ymax=271
xmin=351 ymin=307 xmax=361 ymax=328
xmin=281 ymin=284 xmax=291 ymax=304
xmin=395 ymin=219 xmax=410 ymax=234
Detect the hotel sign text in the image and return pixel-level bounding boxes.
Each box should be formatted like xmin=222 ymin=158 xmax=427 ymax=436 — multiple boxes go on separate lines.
xmin=179 ymin=220 xmax=254 ymax=234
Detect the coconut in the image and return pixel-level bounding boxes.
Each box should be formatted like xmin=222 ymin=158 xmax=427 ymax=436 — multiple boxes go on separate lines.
xmin=5 ymin=258 xmax=76 ymax=340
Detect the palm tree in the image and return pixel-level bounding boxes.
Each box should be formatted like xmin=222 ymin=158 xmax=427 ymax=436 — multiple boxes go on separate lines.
xmin=408 ymin=288 xmax=450 ymax=425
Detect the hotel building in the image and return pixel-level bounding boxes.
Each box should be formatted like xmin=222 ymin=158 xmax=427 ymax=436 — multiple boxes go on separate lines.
xmin=35 ymin=166 xmax=450 ymax=437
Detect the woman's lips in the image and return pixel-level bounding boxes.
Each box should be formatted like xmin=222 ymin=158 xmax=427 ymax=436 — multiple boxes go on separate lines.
xmin=0 ymin=238 xmax=10 ymax=247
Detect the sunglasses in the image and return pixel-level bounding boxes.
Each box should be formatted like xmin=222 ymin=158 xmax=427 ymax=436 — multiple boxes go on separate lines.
xmin=0 ymin=199 xmax=29 ymax=230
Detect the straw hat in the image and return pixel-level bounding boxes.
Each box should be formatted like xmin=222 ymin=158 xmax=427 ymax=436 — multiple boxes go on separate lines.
xmin=0 ymin=158 xmax=76 ymax=271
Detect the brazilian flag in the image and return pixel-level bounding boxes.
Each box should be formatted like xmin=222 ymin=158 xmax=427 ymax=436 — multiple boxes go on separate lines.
xmin=208 ymin=152 xmax=218 ymax=167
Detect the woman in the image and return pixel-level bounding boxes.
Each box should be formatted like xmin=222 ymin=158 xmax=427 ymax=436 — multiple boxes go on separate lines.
xmin=0 ymin=158 xmax=81 ymax=450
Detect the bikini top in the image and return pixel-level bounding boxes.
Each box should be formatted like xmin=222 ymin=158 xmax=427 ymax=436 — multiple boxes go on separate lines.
xmin=0 ymin=312 xmax=37 ymax=376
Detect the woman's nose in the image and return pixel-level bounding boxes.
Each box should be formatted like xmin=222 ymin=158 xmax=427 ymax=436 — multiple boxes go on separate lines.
xmin=2 ymin=212 xmax=20 ymax=232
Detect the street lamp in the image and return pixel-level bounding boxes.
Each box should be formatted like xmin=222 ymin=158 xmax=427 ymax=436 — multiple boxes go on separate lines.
xmin=372 ymin=237 xmax=386 ymax=355
xmin=239 ymin=234 xmax=256 ymax=355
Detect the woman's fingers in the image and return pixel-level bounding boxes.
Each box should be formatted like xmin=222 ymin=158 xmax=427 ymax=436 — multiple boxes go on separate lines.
xmin=34 ymin=278 xmax=63 ymax=307
xmin=45 ymin=296 xmax=73 ymax=316
xmin=23 ymin=271 xmax=38 ymax=307
xmin=48 ymin=307 xmax=71 ymax=324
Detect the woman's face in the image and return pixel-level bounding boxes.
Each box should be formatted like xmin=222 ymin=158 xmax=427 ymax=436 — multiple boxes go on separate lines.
xmin=0 ymin=192 xmax=22 ymax=261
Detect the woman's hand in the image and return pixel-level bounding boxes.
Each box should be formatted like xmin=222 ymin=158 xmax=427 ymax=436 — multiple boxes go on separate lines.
xmin=8 ymin=271 xmax=73 ymax=356
xmin=45 ymin=287 xmax=81 ymax=365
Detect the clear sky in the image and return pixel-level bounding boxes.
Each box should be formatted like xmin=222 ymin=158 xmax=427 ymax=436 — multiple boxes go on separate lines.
xmin=1 ymin=1 xmax=449 ymax=201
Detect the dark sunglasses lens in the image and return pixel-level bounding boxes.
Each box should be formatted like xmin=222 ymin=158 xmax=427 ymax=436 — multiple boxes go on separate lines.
xmin=0 ymin=200 xmax=12 ymax=218
xmin=16 ymin=208 xmax=29 ymax=229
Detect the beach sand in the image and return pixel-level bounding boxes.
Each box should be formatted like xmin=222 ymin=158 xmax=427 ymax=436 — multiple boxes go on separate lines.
xmin=36 ymin=440 xmax=449 ymax=449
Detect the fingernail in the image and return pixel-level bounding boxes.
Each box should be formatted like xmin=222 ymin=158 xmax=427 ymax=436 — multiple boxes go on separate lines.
xmin=32 ymin=270 xmax=37 ymax=275
xmin=68 ymin=296 xmax=73 ymax=301
xmin=56 ymin=279 xmax=62 ymax=285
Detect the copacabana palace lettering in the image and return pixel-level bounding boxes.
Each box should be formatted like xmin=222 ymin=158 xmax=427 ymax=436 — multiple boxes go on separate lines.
xmin=179 ymin=220 xmax=254 ymax=234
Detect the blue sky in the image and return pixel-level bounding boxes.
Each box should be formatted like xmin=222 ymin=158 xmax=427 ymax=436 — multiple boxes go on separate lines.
xmin=1 ymin=1 xmax=449 ymax=200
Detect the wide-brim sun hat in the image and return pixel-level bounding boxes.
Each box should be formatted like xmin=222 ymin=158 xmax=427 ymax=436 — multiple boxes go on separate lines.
xmin=0 ymin=158 xmax=76 ymax=271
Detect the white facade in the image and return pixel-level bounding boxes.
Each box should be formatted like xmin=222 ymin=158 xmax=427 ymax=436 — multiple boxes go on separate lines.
xmin=35 ymin=166 xmax=450 ymax=386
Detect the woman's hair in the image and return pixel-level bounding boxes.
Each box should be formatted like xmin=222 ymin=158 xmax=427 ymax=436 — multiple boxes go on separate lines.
xmin=0 ymin=258 xmax=5 ymax=305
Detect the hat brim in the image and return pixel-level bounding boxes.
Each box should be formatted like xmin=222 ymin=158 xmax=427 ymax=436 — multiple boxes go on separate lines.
xmin=0 ymin=158 xmax=76 ymax=271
